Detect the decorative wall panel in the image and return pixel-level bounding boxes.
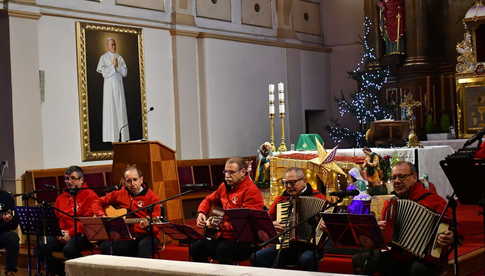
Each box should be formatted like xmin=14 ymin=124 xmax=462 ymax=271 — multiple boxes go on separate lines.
xmin=196 ymin=0 xmax=231 ymax=22
xmin=293 ymin=1 xmax=321 ymax=35
xmin=116 ymin=0 xmax=164 ymax=11
xmin=242 ymin=0 xmax=272 ymax=28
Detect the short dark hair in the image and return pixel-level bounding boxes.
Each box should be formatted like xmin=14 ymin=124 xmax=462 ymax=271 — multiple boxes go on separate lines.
xmin=393 ymin=161 xmax=417 ymax=174
xmin=64 ymin=166 xmax=84 ymax=178
xmin=124 ymin=164 xmax=143 ymax=177
xmin=285 ymin=167 xmax=305 ymax=179
xmin=226 ymin=158 xmax=248 ymax=171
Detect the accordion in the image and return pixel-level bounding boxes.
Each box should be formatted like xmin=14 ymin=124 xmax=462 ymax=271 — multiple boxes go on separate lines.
xmin=387 ymin=199 xmax=449 ymax=259
xmin=276 ymin=196 xmax=327 ymax=249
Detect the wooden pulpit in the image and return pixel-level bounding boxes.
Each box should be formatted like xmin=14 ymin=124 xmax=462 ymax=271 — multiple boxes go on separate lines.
xmin=111 ymin=141 xmax=182 ymax=221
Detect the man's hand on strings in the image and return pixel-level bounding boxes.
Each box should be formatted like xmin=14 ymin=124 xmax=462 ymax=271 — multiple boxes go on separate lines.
xmin=139 ymin=217 xmax=149 ymax=228
xmin=196 ymin=213 xmax=207 ymax=229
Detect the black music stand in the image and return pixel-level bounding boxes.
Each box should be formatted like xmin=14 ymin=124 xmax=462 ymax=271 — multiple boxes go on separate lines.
xmin=16 ymin=206 xmax=62 ymax=237
xmin=321 ymin=213 xmax=385 ymax=249
xmin=79 ymin=217 xmax=133 ymax=241
xmin=225 ymin=208 xmax=276 ymax=244
xmin=440 ymin=156 xmax=485 ymax=276
xmin=158 ymin=223 xmax=205 ymax=243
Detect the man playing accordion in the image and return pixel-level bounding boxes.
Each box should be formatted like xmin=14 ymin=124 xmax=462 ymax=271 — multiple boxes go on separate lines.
xmin=252 ymin=167 xmax=327 ymax=271
xmin=353 ymin=161 xmax=454 ymax=276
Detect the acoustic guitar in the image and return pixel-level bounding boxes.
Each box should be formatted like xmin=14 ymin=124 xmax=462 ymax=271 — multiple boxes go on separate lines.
xmin=104 ymin=205 xmax=166 ymax=225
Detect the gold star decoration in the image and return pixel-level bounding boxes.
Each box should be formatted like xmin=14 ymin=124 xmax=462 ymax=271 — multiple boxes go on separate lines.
xmin=310 ymin=139 xmax=346 ymax=176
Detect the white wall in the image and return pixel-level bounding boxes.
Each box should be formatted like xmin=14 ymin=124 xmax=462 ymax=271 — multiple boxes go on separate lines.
xmin=201 ymin=38 xmax=330 ymax=157
xmin=9 ymin=16 xmax=44 ymax=176
xmin=37 ymin=16 xmax=175 ymax=168
xmin=202 ymin=38 xmax=286 ymax=157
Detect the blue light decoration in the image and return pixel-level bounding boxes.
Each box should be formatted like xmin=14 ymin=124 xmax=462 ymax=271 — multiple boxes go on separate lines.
xmin=327 ymin=17 xmax=393 ymax=147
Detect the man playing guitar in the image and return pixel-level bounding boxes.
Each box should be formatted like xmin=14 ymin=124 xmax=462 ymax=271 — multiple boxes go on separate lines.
xmin=92 ymin=165 xmax=162 ymax=258
xmin=190 ymin=158 xmax=264 ymax=264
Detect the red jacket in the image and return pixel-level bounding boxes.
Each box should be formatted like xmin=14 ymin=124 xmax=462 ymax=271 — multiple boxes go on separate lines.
xmin=268 ymin=184 xmax=326 ymax=221
xmin=55 ymin=185 xmax=99 ymax=237
xmin=390 ymin=180 xmax=451 ymax=218
xmin=198 ymin=176 xmax=264 ymax=239
xmin=383 ymin=181 xmax=452 ymax=263
xmin=92 ymin=186 xmax=162 ymax=236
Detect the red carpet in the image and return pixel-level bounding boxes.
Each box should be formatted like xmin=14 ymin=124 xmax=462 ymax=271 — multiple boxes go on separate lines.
xmin=159 ymin=204 xmax=484 ymax=275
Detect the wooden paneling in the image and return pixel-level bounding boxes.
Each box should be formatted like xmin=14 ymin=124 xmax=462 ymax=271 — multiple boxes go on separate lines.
xmin=293 ymin=1 xmax=321 ymax=35
xmin=115 ymin=0 xmax=164 ymax=11
xmin=196 ymin=0 xmax=231 ymax=22
xmin=242 ymin=0 xmax=272 ymax=28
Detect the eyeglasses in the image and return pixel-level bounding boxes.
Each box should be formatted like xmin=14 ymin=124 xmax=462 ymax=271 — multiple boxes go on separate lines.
xmin=64 ymin=175 xmax=82 ymax=181
xmin=284 ymin=178 xmax=304 ymax=186
xmin=390 ymin=173 xmax=413 ymax=181
xmin=222 ymin=169 xmax=242 ymax=176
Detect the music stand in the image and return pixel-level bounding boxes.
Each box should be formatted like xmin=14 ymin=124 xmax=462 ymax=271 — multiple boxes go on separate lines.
xmin=321 ymin=213 xmax=385 ymax=249
xmin=225 ymin=208 xmax=276 ymax=244
xmin=158 ymin=223 xmax=205 ymax=242
xmin=15 ymin=206 xmax=62 ymax=237
xmin=79 ymin=217 xmax=133 ymax=241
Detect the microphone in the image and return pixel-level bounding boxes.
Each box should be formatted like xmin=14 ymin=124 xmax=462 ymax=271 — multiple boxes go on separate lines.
xmin=463 ymin=127 xmax=485 ymax=148
xmin=67 ymin=187 xmax=79 ymax=196
xmin=105 ymin=184 xmax=121 ymax=193
xmin=43 ymin=184 xmax=57 ymax=191
xmin=329 ymin=190 xmax=359 ymax=198
xmin=148 ymin=106 xmax=154 ymax=113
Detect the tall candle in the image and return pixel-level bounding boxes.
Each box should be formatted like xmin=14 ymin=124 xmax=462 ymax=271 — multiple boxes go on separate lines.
xmin=269 ymin=84 xmax=275 ymax=94
xmin=269 ymin=104 xmax=275 ymax=115
xmin=278 ymin=82 xmax=284 ymax=92
xmin=279 ymin=103 xmax=285 ymax=114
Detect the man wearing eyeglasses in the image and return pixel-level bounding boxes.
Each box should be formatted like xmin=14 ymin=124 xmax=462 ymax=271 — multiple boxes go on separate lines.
xmin=252 ymin=167 xmax=326 ymax=271
xmin=92 ymin=165 xmax=162 ymax=258
xmin=353 ymin=161 xmax=454 ymax=276
xmin=38 ymin=166 xmax=99 ymax=276
xmin=190 ymin=158 xmax=264 ymax=264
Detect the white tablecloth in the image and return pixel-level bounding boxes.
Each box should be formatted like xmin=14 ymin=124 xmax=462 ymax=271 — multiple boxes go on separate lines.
xmin=278 ymin=146 xmax=455 ymax=199
xmin=65 ymin=255 xmax=355 ymax=276
xmin=421 ymin=139 xmax=467 ymax=152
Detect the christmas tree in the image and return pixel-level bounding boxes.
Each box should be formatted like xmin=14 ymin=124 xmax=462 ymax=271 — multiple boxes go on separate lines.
xmin=327 ymin=17 xmax=392 ymax=147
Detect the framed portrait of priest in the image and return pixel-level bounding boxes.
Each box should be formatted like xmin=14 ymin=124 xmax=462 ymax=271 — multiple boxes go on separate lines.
xmin=76 ymin=22 xmax=148 ymax=161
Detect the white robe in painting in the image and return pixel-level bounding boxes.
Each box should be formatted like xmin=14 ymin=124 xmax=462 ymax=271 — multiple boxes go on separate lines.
xmin=96 ymin=51 xmax=130 ymax=142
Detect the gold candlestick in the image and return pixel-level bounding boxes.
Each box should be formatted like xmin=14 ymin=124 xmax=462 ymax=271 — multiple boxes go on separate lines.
xmin=278 ymin=112 xmax=287 ymax=152
xmin=269 ymin=113 xmax=276 ymax=152
xmin=400 ymin=93 xmax=422 ymax=148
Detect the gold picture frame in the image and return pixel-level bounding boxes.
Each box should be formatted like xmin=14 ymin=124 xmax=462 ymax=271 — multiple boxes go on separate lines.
xmin=76 ymin=22 xmax=148 ymax=161
xmin=456 ymin=75 xmax=485 ymax=138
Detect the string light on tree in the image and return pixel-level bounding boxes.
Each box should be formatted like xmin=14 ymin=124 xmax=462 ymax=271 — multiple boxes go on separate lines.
xmin=327 ymin=17 xmax=393 ymax=147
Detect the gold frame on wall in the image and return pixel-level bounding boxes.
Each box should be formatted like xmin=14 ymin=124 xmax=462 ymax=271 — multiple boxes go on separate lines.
xmin=456 ymin=75 xmax=485 ymax=138
xmin=76 ymin=22 xmax=148 ymax=161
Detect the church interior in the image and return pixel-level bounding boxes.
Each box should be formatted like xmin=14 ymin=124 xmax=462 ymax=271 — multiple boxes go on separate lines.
xmin=0 ymin=0 xmax=484 ymax=275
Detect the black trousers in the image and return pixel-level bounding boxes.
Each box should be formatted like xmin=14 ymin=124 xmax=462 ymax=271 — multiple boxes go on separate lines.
xmin=352 ymin=249 xmax=444 ymax=276
xmin=0 ymin=231 xmax=19 ymax=272
xmin=100 ymin=235 xmax=160 ymax=258
xmin=189 ymin=238 xmax=253 ymax=265
xmin=37 ymin=235 xmax=92 ymax=276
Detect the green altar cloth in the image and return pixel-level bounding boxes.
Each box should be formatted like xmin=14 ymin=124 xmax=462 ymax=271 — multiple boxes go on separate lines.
xmin=296 ymin=134 xmax=324 ymax=151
